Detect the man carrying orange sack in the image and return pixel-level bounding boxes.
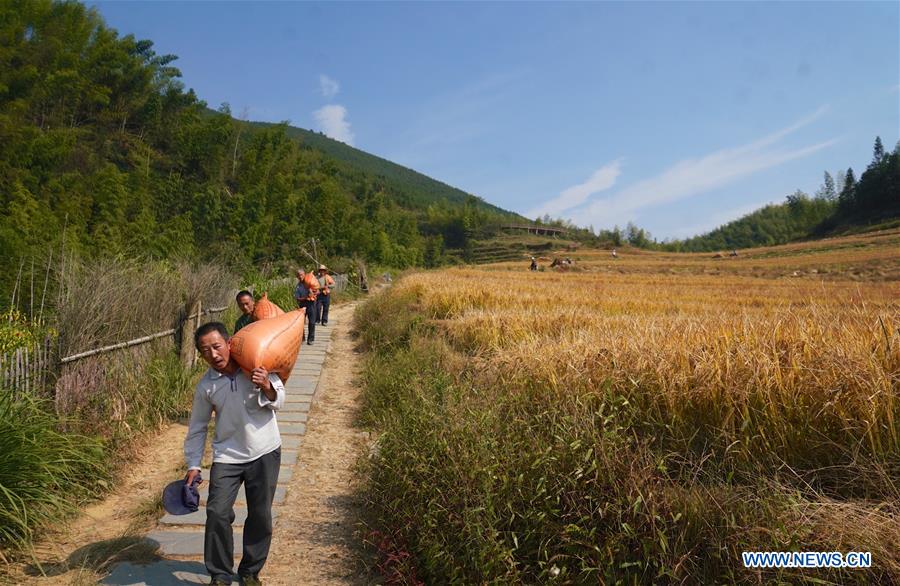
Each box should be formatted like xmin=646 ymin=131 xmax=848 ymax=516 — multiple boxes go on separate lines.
xmin=314 ymin=265 xmax=335 ymax=326
xmin=293 ymin=268 xmax=319 ymax=345
xmin=184 ymin=322 xmax=285 ymax=586
xmin=234 ymin=290 xmax=255 ymax=333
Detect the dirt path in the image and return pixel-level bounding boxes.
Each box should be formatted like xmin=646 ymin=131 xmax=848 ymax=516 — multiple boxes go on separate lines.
xmin=7 ymin=300 xmax=374 ymax=585
xmin=262 ymin=301 xmax=375 ymax=585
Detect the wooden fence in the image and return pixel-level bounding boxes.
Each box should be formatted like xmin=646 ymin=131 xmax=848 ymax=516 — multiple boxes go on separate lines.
xmin=0 ymin=304 xmax=228 ymax=397
xmin=2 ymin=276 xmax=359 ymax=398
xmin=0 ymin=336 xmax=54 ymax=397
xmin=331 ymin=273 xmax=349 ymax=292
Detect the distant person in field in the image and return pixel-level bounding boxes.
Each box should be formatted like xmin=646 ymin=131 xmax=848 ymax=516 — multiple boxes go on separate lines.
xmin=529 ymin=256 xmax=537 ymax=271
xmin=730 ymin=249 xmax=739 ymax=257
xmin=184 ymin=322 xmax=285 ymax=586
xmin=612 ymin=248 xmax=618 ymax=259
xmin=294 ymin=268 xmax=319 ymax=345
xmin=315 ymin=265 xmax=335 ymax=326
xmin=234 ymin=290 xmax=255 ymax=333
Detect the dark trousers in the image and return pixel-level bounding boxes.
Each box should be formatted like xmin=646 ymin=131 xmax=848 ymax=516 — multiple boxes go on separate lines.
xmin=205 ymin=448 xmax=281 ymax=583
xmin=316 ymin=294 xmax=331 ymax=325
xmin=298 ymin=299 xmax=316 ymax=341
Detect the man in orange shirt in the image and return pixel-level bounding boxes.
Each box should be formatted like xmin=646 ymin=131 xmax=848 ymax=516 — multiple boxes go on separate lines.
xmin=314 ymin=265 xmax=336 ymax=326
xmin=293 ymin=269 xmax=319 ymax=345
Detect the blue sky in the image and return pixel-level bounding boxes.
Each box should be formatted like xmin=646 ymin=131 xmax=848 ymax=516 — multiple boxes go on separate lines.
xmin=92 ymin=1 xmax=899 ymax=240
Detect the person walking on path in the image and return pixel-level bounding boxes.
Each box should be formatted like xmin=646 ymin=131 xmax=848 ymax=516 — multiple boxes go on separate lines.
xmin=314 ymin=265 xmax=335 ymax=326
xmin=233 ymin=290 xmax=255 ymax=333
xmin=294 ymin=268 xmax=319 ymax=345
xmin=183 ymin=322 xmax=286 ymax=586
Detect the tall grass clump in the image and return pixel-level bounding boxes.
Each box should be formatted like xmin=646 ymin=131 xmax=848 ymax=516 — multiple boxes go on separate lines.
xmin=353 ymin=286 xmax=424 ymax=353
xmin=0 ymin=392 xmax=108 ymax=554
xmin=0 ymin=257 xmax=235 ymax=560
xmin=53 ymin=257 xmax=234 ymax=436
xmin=356 ymin=259 xmax=900 ymax=583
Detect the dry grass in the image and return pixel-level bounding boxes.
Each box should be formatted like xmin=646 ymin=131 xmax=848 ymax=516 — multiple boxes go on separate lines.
xmin=52 ymin=257 xmax=235 ymax=431
xmin=494 ymin=226 xmax=900 ymax=281
xmin=55 ymin=257 xmax=234 ymax=356
xmin=357 ymin=231 xmax=900 ymax=583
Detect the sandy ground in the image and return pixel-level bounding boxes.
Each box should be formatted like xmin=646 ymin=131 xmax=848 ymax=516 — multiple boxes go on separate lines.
xmin=5 ymin=300 xmax=375 ymax=585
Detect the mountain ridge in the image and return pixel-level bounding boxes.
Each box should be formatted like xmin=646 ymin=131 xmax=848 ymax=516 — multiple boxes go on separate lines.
xmin=242 ymin=116 xmax=524 ymax=220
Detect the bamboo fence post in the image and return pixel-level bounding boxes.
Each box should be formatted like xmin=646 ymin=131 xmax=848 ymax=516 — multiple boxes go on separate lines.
xmin=24 ymin=346 xmax=29 ymax=395
xmin=193 ymin=300 xmax=202 ymax=367
xmin=180 ymin=300 xmax=201 ymax=369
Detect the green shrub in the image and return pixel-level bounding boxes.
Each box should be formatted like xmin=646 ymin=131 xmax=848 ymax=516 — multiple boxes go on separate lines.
xmin=0 ymin=309 xmax=53 ymax=353
xmin=135 ymin=352 xmax=200 ymax=430
xmin=0 ymin=392 xmax=108 ymax=552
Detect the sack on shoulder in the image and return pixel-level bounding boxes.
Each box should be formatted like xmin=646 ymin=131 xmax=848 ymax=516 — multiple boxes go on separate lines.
xmin=252 ymin=292 xmax=285 ymax=321
xmin=229 ymin=308 xmax=304 ymax=382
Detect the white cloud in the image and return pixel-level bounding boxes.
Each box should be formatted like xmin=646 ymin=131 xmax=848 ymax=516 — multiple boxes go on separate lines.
xmin=313 ymin=104 xmax=355 ymax=146
xmin=574 ymin=106 xmax=835 ymax=228
xmin=319 ymin=75 xmax=340 ymax=99
xmin=528 ymin=159 xmax=623 ymax=218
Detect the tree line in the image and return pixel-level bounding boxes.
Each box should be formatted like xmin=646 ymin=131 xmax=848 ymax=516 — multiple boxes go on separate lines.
xmin=539 ymin=137 xmax=899 ymax=252
xmin=668 ymin=137 xmax=899 ymax=252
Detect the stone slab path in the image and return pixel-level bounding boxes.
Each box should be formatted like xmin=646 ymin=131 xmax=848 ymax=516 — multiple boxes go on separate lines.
xmin=103 ymin=322 xmax=336 ymax=585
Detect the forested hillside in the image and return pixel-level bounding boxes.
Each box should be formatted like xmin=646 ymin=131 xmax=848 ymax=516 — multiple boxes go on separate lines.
xmin=667 ymin=138 xmax=900 ymax=252
xmin=250 ymin=119 xmax=517 ymax=216
xmin=0 ymin=0 xmax=521 ymax=301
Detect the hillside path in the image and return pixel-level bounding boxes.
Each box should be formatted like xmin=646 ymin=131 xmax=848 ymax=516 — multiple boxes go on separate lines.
xmin=99 ymin=301 xmax=373 ymax=585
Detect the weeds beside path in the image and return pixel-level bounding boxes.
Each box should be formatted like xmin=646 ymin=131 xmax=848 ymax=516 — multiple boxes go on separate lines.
xmin=6 ymin=422 xmax=189 ymax=584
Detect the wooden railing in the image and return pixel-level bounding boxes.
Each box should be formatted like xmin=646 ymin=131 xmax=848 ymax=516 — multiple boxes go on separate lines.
xmin=2 ymin=276 xmax=355 ymax=397
xmin=0 ymin=304 xmax=228 ymax=397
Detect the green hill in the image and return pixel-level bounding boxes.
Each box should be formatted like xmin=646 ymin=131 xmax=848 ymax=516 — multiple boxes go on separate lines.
xmin=0 ymin=0 xmax=528 ymax=301
xmin=249 ymin=119 xmax=520 ymax=218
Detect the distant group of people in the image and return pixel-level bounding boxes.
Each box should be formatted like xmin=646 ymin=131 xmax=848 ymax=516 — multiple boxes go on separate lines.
xmin=293 ymin=264 xmax=335 ymax=345
xmin=233 ymin=264 xmax=335 ymax=345
xmin=528 ymin=247 xmax=745 ymax=271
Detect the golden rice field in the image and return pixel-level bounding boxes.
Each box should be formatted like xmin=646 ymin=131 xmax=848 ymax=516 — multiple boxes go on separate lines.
xmin=357 ymin=229 xmax=899 ymax=584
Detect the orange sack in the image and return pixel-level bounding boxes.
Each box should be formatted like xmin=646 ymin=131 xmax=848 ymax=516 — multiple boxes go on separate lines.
xmin=229 ymin=308 xmax=305 ymax=383
xmin=252 ymin=292 xmax=285 ymax=321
